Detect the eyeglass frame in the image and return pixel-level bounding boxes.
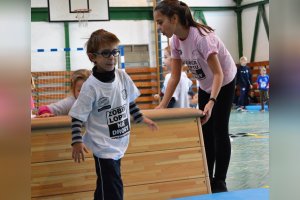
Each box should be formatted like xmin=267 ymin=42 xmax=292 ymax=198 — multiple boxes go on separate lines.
xmin=92 ymin=49 xmax=120 ymax=58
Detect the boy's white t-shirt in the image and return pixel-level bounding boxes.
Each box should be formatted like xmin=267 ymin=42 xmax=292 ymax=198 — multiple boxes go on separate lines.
xmin=171 ymin=27 xmax=237 ymax=93
xmin=162 ymin=72 xmax=192 ymax=108
xmin=69 ymin=69 xmax=140 ymax=160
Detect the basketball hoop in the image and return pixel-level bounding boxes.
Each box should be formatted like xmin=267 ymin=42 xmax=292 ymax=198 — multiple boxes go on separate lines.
xmin=74 ymin=9 xmax=91 ymax=27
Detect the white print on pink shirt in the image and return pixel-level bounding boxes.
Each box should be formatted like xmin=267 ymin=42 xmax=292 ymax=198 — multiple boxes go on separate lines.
xmin=171 ymin=27 xmax=237 ymax=93
xmin=183 ymin=59 xmax=206 ymax=80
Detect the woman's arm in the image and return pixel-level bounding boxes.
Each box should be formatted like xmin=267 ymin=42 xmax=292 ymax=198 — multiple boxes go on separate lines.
xmin=201 ymin=53 xmax=224 ymax=124
xmin=157 ymin=59 xmax=182 ymax=108
xmin=207 ymin=53 xmax=223 ymax=101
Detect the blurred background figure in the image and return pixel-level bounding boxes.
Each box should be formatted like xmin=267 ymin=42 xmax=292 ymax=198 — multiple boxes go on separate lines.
xmin=236 ymin=56 xmax=253 ymax=111
xmin=154 ymin=46 xmax=193 ymax=108
xmin=256 ymin=66 xmax=269 ymax=112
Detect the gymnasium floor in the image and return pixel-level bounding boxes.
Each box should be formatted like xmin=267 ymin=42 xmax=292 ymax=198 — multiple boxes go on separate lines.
xmin=174 ymin=108 xmax=270 ymax=199
xmin=228 ymin=109 xmax=269 ymax=191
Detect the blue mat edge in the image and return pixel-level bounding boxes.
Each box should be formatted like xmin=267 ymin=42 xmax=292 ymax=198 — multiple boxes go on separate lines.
xmin=171 ymin=188 xmax=269 ymax=200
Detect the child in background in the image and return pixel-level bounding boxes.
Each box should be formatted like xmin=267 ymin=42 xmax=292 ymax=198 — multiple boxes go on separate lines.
xmin=37 ymin=69 xmax=91 ymax=117
xmin=154 ymin=46 xmax=192 ymax=108
xmin=68 ymin=29 xmax=158 ymax=200
xmin=256 ymin=66 xmax=269 ymax=112
xmin=248 ymin=90 xmax=259 ymax=104
xmin=31 ymin=75 xmax=35 ymax=118
xmin=236 ymin=56 xmax=253 ymax=111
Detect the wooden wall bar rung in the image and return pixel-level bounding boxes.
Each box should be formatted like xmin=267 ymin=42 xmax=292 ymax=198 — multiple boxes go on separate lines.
xmin=32 ymin=67 xmax=160 ymax=109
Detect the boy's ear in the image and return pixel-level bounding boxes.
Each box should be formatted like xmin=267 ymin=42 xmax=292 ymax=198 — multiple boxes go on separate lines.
xmin=87 ymin=53 xmax=96 ymax=63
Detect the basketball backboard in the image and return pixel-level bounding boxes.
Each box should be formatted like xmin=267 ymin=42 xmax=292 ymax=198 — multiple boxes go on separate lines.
xmin=48 ymin=0 xmax=109 ymax=22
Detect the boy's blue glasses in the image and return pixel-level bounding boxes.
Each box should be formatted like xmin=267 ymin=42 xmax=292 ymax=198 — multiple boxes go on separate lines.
xmin=93 ymin=49 xmax=120 ymax=58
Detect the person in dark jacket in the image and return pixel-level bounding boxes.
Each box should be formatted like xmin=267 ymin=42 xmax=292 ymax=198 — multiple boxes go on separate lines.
xmin=236 ymin=56 xmax=252 ymax=111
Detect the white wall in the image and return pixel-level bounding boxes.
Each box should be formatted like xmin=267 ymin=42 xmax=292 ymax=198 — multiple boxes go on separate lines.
xmin=31 ymin=0 xmax=153 ymax=8
xmin=31 ymin=0 xmax=236 ymax=8
xmin=204 ymin=11 xmax=239 ymax=62
xmin=31 ymin=1 xmax=269 ymax=72
xmin=31 ymin=0 xmax=47 ymax=7
xmin=185 ymin=0 xmax=235 ymax=7
xmin=31 ymin=22 xmax=66 ymax=71
xmin=242 ymin=5 xmax=269 ymax=61
xmin=31 ymin=20 xmax=155 ymax=71
xmin=68 ymin=20 xmax=155 ymax=70
xmin=241 ymin=0 xmax=264 ymax=6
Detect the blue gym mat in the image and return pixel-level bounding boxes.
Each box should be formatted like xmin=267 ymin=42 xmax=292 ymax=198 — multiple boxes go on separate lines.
xmin=171 ymin=188 xmax=269 ymax=200
xmin=245 ymin=105 xmax=268 ymax=111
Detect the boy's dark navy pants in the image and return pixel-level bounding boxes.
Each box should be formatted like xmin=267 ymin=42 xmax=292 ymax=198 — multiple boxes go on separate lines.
xmin=93 ymin=155 xmax=123 ymax=200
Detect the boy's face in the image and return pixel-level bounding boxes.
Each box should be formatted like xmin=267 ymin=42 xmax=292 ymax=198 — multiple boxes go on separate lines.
xmin=260 ymin=68 xmax=266 ymax=75
xmin=89 ymin=43 xmax=119 ymax=72
xmin=240 ymin=58 xmax=247 ymax=66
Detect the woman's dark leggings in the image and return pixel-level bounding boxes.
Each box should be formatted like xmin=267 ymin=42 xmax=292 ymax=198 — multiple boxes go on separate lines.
xmin=198 ymin=78 xmax=236 ymax=181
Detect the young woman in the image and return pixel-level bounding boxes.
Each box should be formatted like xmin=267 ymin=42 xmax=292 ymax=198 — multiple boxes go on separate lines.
xmin=154 ymin=0 xmax=237 ymax=193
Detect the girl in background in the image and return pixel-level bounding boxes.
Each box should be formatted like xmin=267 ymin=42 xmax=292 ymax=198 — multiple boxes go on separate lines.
xmin=31 ymin=75 xmax=36 ymax=118
xmin=37 ymin=69 xmax=91 ymax=117
xmin=155 ymin=46 xmax=193 ymax=108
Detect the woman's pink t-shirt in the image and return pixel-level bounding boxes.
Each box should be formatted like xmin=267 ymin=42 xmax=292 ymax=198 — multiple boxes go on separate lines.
xmin=171 ymin=26 xmax=237 ymax=93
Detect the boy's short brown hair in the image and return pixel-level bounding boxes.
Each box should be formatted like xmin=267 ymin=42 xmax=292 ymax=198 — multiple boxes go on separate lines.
xmin=85 ymin=29 xmax=120 ymax=54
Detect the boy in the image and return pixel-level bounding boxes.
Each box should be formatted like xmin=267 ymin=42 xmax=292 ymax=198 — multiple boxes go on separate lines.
xmin=236 ymin=56 xmax=253 ymax=111
xmin=69 ymin=29 xmax=158 ymax=200
xmin=256 ymin=66 xmax=269 ymax=112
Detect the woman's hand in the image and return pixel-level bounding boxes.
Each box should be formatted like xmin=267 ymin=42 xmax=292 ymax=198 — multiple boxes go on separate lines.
xmin=72 ymin=142 xmax=89 ymax=163
xmin=155 ymin=103 xmax=166 ymax=109
xmin=201 ymin=101 xmax=214 ymax=125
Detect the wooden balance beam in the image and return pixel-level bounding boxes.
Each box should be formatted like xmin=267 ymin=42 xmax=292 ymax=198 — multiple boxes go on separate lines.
xmin=31 ymin=108 xmax=210 ymax=200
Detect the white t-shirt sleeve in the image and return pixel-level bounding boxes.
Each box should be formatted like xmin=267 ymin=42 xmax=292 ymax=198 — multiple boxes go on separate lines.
xmin=162 ymin=73 xmax=171 ymax=94
xmin=123 ymin=71 xmax=140 ymax=102
xmin=68 ymin=85 xmax=94 ymax=122
xmin=197 ymin=34 xmax=219 ymax=61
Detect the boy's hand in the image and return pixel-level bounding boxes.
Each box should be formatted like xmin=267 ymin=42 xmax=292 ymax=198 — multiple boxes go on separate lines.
xmin=143 ymin=116 xmax=158 ymax=131
xmin=153 ymin=94 xmax=160 ymax=100
xmin=72 ymin=142 xmax=89 ymax=163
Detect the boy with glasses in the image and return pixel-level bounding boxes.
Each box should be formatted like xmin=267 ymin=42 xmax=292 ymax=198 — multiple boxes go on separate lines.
xmin=69 ymin=29 xmax=158 ymax=200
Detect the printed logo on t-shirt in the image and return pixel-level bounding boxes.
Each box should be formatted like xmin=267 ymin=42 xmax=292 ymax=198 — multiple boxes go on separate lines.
xmin=97 ymin=97 xmax=111 ymax=112
xmin=121 ymin=89 xmax=127 ymax=100
xmin=175 ymin=47 xmax=182 ymax=55
xmin=259 ymin=78 xmax=268 ymax=89
xmin=106 ymin=105 xmax=130 ymax=139
xmin=183 ymin=59 xmax=206 ymax=80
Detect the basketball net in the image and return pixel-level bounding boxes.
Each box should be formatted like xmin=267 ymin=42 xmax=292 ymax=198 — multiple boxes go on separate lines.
xmin=75 ymin=9 xmax=91 ymax=27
